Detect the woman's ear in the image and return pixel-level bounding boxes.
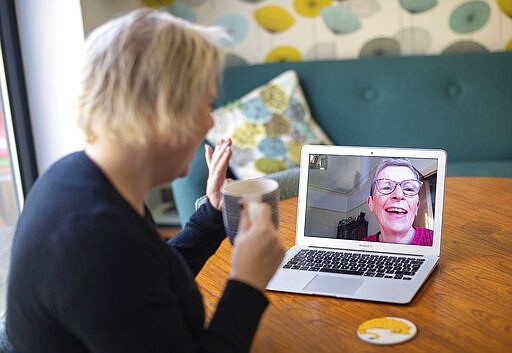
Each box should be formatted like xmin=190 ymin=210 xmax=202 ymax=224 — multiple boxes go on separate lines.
xmin=367 ymin=196 xmax=374 ymax=212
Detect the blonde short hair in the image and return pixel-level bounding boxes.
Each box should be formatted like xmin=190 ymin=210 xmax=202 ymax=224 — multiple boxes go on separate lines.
xmin=77 ymin=8 xmax=226 ymax=147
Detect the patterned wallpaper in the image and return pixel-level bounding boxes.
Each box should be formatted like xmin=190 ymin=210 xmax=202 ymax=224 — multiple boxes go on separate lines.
xmin=138 ymin=0 xmax=512 ymax=66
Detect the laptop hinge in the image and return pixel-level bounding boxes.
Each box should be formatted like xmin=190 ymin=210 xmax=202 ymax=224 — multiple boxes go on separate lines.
xmin=307 ymin=245 xmax=425 ymax=257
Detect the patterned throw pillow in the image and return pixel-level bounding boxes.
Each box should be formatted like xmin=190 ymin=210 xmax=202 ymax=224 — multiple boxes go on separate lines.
xmin=207 ymin=70 xmax=332 ymax=180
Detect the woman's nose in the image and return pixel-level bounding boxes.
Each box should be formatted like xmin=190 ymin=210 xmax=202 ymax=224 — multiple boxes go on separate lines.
xmin=391 ymin=185 xmax=405 ymax=198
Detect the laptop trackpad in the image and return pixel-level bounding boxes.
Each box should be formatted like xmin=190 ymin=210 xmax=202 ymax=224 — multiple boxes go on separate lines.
xmin=303 ymin=275 xmax=364 ymax=295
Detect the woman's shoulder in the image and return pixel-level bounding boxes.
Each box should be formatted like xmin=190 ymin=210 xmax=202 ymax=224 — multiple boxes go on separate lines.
xmin=413 ymin=227 xmax=433 ymax=246
xmin=414 ymin=227 xmax=433 ymax=236
xmin=44 ymin=151 xmax=107 ymax=184
xmin=18 ymin=152 xmax=164 ymax=259
xmin=361 ymin=233 xmax=378 ymax=242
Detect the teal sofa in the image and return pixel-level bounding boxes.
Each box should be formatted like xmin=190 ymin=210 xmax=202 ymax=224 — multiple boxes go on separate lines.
xmin=172 ymin=51 xmax=512 ymax=226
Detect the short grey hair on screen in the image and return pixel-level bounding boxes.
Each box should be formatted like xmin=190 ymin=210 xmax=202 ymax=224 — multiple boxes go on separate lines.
xmin=370 ymin=158 xmax=420 ymax=197
xmin=77 ymin=8 xmax=228 ymax=147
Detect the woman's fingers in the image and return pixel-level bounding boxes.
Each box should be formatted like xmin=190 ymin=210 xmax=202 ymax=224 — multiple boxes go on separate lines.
xmin=205 ymin=139 xmax=232 ymax=210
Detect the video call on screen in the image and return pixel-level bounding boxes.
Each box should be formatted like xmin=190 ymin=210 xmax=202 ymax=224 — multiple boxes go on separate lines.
xmin=304 ymin=154 xmax=438 ymax=246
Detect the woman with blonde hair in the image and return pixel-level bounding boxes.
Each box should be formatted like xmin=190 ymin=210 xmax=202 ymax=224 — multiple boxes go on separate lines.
xmin=6 ymin=9 xmax=284 ymax=353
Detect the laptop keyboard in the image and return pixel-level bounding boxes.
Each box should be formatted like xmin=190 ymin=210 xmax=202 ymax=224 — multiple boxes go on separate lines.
xmin=283 ymin=249 xmax=426 ymax=280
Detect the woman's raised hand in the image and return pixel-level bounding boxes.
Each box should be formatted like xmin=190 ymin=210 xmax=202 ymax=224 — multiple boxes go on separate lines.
xmin=204 ymin=139 xmax=232 ymax=211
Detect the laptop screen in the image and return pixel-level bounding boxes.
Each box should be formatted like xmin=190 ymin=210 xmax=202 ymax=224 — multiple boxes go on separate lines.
xmin=298 ymin=146 xmax=446 ymax=254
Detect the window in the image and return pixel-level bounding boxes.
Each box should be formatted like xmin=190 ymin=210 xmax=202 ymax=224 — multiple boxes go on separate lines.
xmin=0 ymin=0 xmax=38 ymax=316
xmin=0 ymin=53 xmax=21 ymax=314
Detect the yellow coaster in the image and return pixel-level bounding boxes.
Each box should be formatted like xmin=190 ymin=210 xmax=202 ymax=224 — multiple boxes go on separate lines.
xmin=357 ymin=317 xmax=417 ymax=345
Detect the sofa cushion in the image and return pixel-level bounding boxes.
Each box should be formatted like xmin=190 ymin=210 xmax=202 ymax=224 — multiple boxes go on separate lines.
xmin=207 ymin=70 xmax=331 ymax=179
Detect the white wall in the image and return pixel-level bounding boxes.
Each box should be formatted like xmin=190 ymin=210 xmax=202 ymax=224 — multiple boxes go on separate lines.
xmin=80 ymin=0 xmax=140 ymax=36
xmin=15 ymin=0 xmax=85 ymax=174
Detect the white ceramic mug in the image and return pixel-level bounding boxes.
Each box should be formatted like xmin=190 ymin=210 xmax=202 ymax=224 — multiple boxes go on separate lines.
xmin=221 ymin=178 xmax=279 ymax=243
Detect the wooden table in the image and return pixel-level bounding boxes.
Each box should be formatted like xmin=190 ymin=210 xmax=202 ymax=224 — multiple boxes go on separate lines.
xmin=196 ymin=177 xmax=512 ymax=352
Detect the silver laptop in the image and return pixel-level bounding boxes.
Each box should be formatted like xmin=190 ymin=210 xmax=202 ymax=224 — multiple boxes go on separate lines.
xmin=267 ymin=145 xmax=447 ymax=304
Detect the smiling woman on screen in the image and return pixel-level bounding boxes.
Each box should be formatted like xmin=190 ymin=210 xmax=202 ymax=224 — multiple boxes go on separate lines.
xmin=362 ymin=158 xmax=433 ymax=246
